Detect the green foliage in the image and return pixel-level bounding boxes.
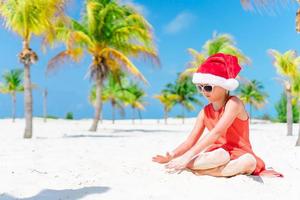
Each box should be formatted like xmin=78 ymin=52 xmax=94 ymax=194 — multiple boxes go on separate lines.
xmin=65 ymin=112 xmax=74 ymax=120
xmin=269 ymin=49 xmax=300 ymax=79
xmin=0 ymin=69 xmax=24 ymax=94
xmin=275 ymin=93 xmax=299 ymax=123
xmin=46 ymin=115 xmax=59 ymax=119
xmin=0 ymin=0 xmax=67 ymax=40
xmin=163 ymin=73 xmax=202 ymax=112
xmin=292 ymin=73 xmax=300 ymax=101
xmin=154 ymin=92 xmax=179 ymax=113
xmin=124 ymin=81 xmax=146 ymax=110
xmin=89 ymin=72 xmax=146 ymax=117
xmin=89 ymin=72 xmax=129 ymax=116
xmin=37 ymin=115 xmax=59 ymax=119
xmin=203 ymin=32 xmax=250 ymax=64
xmin=181 ymin=32 xmax=250 ymax=78
xmin=237 ymin=80 xmax=268 ymax=118
xmin=48 ymin=0 xmax=158 ymax=84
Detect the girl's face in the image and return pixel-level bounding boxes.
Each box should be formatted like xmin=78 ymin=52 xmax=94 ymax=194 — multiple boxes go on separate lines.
xmin=196 ymin=84 xmax=227 ymax=102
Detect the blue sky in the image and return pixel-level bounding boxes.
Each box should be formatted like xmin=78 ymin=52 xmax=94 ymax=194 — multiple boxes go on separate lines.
xmin=0 ymin=0 xmax=299 ymax=120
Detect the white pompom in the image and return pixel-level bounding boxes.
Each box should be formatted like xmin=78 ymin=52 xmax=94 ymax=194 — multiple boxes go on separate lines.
xmin=225 ymin=79 xmax=239 ymax=91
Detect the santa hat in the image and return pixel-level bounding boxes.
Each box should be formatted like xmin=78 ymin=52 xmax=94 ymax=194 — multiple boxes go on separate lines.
xmin=192 ymin=53 xmax=241 ymax=91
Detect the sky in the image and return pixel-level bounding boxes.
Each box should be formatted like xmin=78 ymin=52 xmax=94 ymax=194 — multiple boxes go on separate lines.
xmin=0 ymin=0 xmax=299 ymax=120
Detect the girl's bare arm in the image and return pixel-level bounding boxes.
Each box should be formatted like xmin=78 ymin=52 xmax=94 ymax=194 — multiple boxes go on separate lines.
xmin=185 ymin=97 xmax=242 ymax=157
xmin=170 ymin=109 xmax=205 ymax=158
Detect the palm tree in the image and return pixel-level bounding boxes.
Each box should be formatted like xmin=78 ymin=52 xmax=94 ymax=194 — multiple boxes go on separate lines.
xmin=275 ymin=93 xmax=299 ymax=123
xmin=0 ymin=69 xmax=24 ymax=122
xmin=43 ymin=88 xmax=48 ymax=122
xmin=240 ymin=1 xmax=299 ymax=32
xmin=124 ymin=83 xmax=146 ymax=124
xmin=164 ymin=75 xmax=202 ymax=124
xmin=89 ymin=85 xmax=104 ymax=123
xmin=269 ymin=49 xmax=300 ymax=136
xmin=180 ymin=48 xmax=206 ymax=78
xmin=89 ymin=72 xmax=128 ymax=124
xmin=203 ymin=33 xmax=250 ymax=64
xmin=292 ymin=73 xmax=300 ymax=146
xmin=238 ymin=80 xmax=268 ymax=121
xmin=48 ymin=0 xmax=158 ymax=131
xmin=181 ymin=33 xmax=250 ymax=78
xmin=154 ymin=92 xmax=179 ymax=124
xmin=0 ymin=0 xmax=67 ymax=138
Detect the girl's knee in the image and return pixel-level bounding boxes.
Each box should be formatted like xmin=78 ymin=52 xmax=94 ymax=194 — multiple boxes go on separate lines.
xmin=211 ymin=148 xmax=230 ymax=164
xmin=191 ymin=148 xmax=230 ymax=170
xmin=241 ymin=153 xmax=257 ymax=174
xmin=215 ymin=148 xmax=230 ymax=160
xmin=199 ymin=148 xmax=230 ymax=163
xmin=220 ymin=153 xmax=257 ymax=177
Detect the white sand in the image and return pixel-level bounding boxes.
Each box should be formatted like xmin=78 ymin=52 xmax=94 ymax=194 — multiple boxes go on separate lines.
xmin=0 ymin=118 xmax=299 ymax=200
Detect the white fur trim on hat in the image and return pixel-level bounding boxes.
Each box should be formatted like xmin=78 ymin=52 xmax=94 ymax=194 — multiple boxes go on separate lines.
xmin=192 ymin=73 xmax=239 ymax=91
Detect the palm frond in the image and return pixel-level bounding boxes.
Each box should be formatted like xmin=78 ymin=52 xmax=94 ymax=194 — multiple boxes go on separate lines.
xmin=99 ymin=47 xmax=148 ymax=84
xmin=47 ymin=49 xmax=83 ymax=74
xmin=0 ymin=0 xmax=67 ymax=40
xmin=180 ymin=67 xmax=197 ymax=80
xmin=268 ymin=49 xmax=300 ymax=78
xmin=237 ymin=79 xmax=268 ymax=109
xmin=0 ymin=68 xmax=24 ymax=93
xmin=240 ymin=0 xmax=292 ymax=12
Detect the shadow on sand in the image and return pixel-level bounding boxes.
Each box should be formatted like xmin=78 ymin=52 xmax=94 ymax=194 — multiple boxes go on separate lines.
xmin=247 ymin=175 xmax=264 ymax=183
xmin=63 ymin=134 xmax=135 ymax=138
xmin=0 ymin=186 xmax=110 ymax=200
xmin=62 ymin=128 xmax=182 ymax=138
xmin=111 ymin=129 xmax=182 ymax=133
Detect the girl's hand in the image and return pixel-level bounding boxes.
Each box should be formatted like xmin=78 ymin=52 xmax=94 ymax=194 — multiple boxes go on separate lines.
xmin=152 ymin=152 xmax=173 ymax=164
xmin=164 ymin=152 xmax=194 ymax=172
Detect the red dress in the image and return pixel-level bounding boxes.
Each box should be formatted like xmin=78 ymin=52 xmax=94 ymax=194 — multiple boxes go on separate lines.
xmin=203 ymin=97 xmax=283 ymax=177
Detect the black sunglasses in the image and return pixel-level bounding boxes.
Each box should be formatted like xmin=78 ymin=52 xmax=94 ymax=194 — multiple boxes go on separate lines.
xmin=196 ymin=84 xmax=214 ymax=93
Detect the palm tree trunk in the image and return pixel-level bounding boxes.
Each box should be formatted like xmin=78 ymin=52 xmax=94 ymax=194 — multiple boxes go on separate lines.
xmin=296 ymin=101 xmax=300 ymax=146
xmin=249 ymin=103 xmax=252 ymax=124
xmin=164 ymin=107 xmax=168 ymax=125
xmin=43 ymin=88 xmax=48 ymax=123
xmin=296 ymin=128 xmax=300 ymax=146
xmin=11 ymin=92 xmax=16 ymax=122
xmin=112 ymin=101 xmax=115 ymax=124
xmin=182 ymin=105 xmax=185 ymax=124
xmin=89 ymin=73 xmax=103 ymax=132
xmin=23 ymin=62 xmax=33 ymax=138
xmin=100 ymin=108 xmax=103 ymax=124
xmin=132 ymin=107 xmax=135 ymax=124
xmin=286 ymin=87 xmax=293 ymax=136
xmin=138 ymin=110 xmax=142 ymax=123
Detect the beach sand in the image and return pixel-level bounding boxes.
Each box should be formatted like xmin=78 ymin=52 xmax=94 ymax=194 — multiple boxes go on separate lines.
xmin=0 ymin=118 xmax=299 ymax=200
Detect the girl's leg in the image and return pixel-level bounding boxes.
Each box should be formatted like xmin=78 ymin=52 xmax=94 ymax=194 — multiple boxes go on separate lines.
xmin=190 ymin=153 xmax=257 ymax=177
xmin=187 ymin=148 xmax=230 ymax=170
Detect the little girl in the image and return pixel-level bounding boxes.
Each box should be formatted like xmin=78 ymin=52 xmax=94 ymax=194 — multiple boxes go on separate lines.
xmin=152 ymin=53 xmax=283 ymax=177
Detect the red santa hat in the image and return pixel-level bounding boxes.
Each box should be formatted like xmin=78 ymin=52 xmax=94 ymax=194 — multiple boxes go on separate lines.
xmin=192 ymin=53 xmax=241 ymax=91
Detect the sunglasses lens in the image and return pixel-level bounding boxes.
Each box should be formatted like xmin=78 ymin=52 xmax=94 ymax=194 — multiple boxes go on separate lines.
xmin=203 ymin=85 xmax=213 ymax=92
xmin=196 ymin=85 xmax=213 ymax=92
